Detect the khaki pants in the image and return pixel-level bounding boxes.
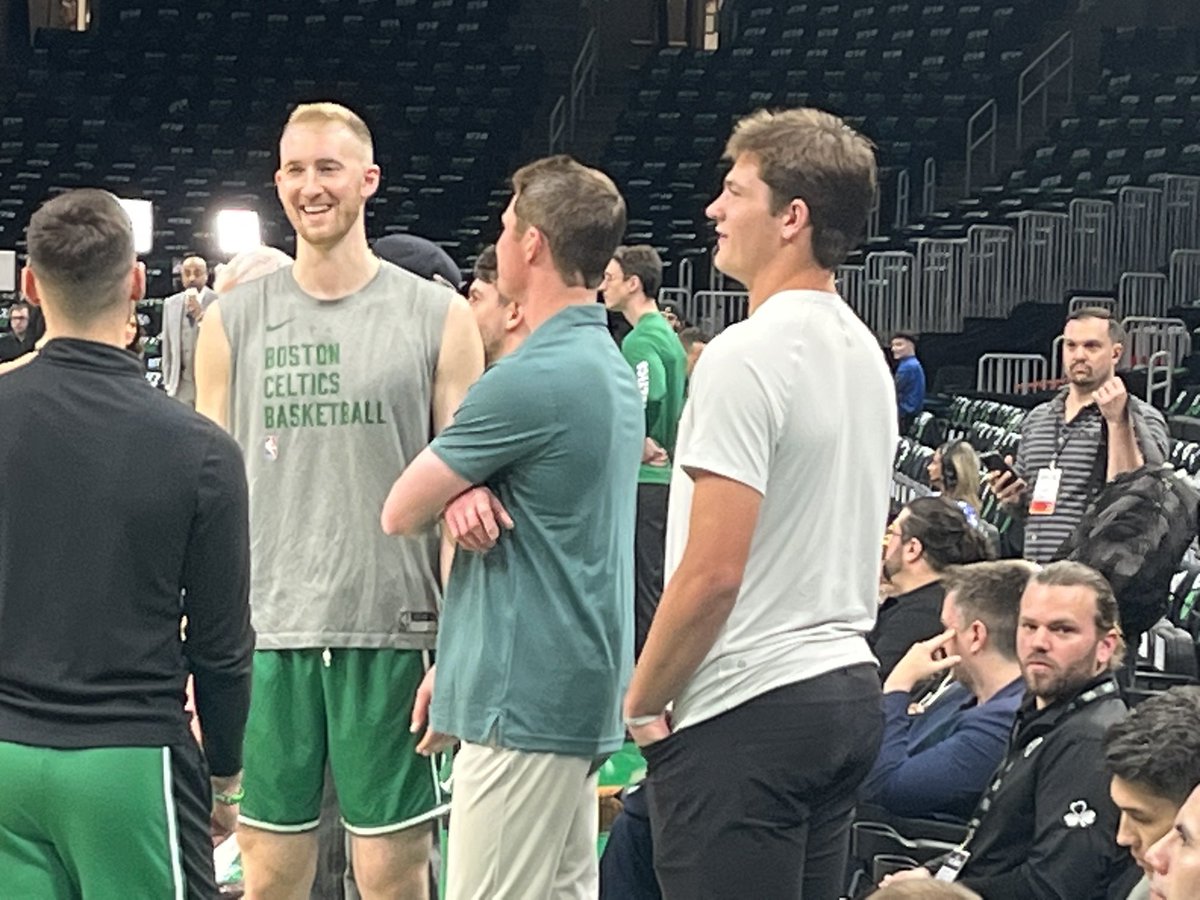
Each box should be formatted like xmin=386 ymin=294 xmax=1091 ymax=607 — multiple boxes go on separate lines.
xmin=446 ymin=742 xmax=598 ymax=900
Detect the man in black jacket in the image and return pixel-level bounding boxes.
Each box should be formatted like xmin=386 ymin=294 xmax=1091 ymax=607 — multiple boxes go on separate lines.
xmin=882 ymin=560 xmax=1135 ymax=897
xmin=0 ymin=189 xmax=254 ymax=897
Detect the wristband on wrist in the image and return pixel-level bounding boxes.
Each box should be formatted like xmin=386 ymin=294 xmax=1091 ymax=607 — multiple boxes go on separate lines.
xmin=213 ymin=785 xmax=245 ymax=806
xmin=624 ymin=713 xmax=664 ymax=728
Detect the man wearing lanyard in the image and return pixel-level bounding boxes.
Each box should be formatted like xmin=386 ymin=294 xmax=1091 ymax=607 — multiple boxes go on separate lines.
xmin=992 ymin=308 xmax=1169 ymax=564
xmin=881 ymin=561 xmax=1137 ymax=897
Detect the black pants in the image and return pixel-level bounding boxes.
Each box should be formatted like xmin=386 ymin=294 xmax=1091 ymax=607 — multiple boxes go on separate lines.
xmin=645 ymin=665 xmax=883 ymax=900
xmin=634 ymin=482 xmax=670 ymax=660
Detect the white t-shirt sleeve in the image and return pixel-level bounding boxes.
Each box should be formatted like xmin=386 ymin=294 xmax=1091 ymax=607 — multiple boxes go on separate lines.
xmin=676 ymin=348 xmax=779 ymax=496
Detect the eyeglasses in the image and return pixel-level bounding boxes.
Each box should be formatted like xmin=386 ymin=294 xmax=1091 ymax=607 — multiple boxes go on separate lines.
xmin=882 ymin=525 xmax=904 ymax=548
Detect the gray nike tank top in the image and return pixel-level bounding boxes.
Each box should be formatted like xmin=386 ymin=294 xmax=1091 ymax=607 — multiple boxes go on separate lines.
xmin=220 ymin=261 xmax=450 ymax=649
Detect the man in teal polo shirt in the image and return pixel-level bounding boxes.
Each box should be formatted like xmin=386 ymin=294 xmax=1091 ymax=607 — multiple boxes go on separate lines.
xmin=381 ymin=155 xmax=641 ymax=900
xmin=602 ymin=244 xmax=687 ymax=658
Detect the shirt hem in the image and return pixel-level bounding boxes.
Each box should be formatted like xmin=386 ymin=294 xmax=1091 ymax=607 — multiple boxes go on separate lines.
xmin=673 ymin=639 xmax=877 ymax=731
xmin=254 ymin=633 xmax=437 ymax=651
xmin=430 ymin=716 xmax=623 ymax=759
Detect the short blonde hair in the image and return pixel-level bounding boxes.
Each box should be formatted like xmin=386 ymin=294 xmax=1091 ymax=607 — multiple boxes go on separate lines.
xmin=725 ymin=107 xmax=876 ymax=270
xmin=284 ymin=102 xmax=374 ymax=160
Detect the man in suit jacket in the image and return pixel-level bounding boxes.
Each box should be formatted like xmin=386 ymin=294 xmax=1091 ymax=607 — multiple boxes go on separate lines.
xmin=161 ymin=255 xmax=217 ymax=406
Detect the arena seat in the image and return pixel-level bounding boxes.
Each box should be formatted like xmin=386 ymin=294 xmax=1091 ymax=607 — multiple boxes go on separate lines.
xmin=602 ymin=0 xmax=1074 ymax=293
xmin=0 ymin=0 xmax=538 ymax=292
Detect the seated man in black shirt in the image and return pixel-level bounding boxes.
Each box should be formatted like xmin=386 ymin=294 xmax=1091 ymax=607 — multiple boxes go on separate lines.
xmin=0 ymin=189 xmax=254 ymax=896
xmin=874 ymin=496 xmax=993 ymax=678
xmin=881 ymin=561 xmax=1135 ymax=898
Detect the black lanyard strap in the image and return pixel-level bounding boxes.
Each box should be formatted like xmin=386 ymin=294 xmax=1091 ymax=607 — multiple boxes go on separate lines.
xmin=958 ymin=678 xmax=1119 ymax=849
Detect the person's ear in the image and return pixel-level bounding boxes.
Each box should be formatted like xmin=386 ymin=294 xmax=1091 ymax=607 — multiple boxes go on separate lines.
xmin=969 ymin=620 xmax=987 ymax=654
xmin=504 ymin=301 xmax=525 ymax=333
xmin=521 ymin=223 xmax=543 ymax=266
xmin=779 ymin=197 xmax=811 ymax=240
xmin=130 ymin=262 xmax=147 ymax=302
xmin=20 ymin=267 xmax=41 ymax=306
xmin=361 ymin=163 xmax=382 ymax=199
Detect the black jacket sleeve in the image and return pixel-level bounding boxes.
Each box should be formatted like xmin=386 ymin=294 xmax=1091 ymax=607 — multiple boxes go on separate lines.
xmin=871 ymin=605 xmax=945 ymax=681
xmin=181 ymin=431 xmax=254 ymax=777
xmin=960 ymin=734 xmax=1128 ymax=899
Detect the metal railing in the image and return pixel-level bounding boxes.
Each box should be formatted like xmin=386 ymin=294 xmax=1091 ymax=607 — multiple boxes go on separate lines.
xmin=677 ymin=257 xmax=695 ymax=297
xmin=867 ymin=181 xmax=882 ymax=238
xmin=1147 ymin=350 xmax=1175 ymax=407
xmin=1050 ymin=334 xmax=1064 ymax=381
xmin=1158 ymin=174 xmax=1200 ymax=253
xmin=1118 ymin=272 xmax=1169 ymax=319
xmin=569 ymin=27 xmax=598 ymax=140
xmin=965 ymin=98 xmax=997 ymax=193
xmin=894 ymin=169 xmax=911 ymax=230
xmin=966 ymin=224 xmax=1016 ymax=319
xmin=548 ymin=95 xmax=566 ymax=154
xmin=1121 ymin=316 xmax=1190 ymax=370
xmin=1014 ymin=211 xmax=1069 ymax=304
xmin=1169 ymin=249 xmax=1200 ymax=308
xmin=837 ymin=263 xmax=867 ymax=320
xmin=1066 ymin=198 xmax=1117 ymax=292
xmin=922 ymin=157 xmax=937 ymax=217
xmin=977 ymin=353 xmax=1049 ymax=394
xmin=688 ymin=290 xmax=749 ymax=334
xmin=863 ymin=251 xmax=916 ymax=339
xmin=1067 ymin=296 xmax=1117 ymax=316
xmin=1016 ymin=31 xmax=1074 ymax=149
xmin=915 ymin=238 xmax=967 ymax=333
xmin=825 ymin=172 xmax=1199 ymax=340
xmin=1117 ymin=186 xmax=1165 ymax=273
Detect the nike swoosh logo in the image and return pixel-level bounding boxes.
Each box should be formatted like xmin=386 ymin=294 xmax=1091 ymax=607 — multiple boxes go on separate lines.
xmin=265 ymin=318 xmax=295 ymax=332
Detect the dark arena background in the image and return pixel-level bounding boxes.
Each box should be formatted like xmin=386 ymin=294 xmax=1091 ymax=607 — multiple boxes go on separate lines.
xmin=4 ymin=1 xmax=1200 ymax=898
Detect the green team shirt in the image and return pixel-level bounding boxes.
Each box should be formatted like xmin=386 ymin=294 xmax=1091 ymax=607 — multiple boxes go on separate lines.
xmin=428 ymin=305 xmax=643 ymax=757
xmin=621 ymin=311 xmax=688 ymax=485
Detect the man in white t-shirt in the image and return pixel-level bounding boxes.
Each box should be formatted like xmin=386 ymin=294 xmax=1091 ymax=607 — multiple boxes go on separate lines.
xmin=624 ymin=107 xmax=897 ymax=899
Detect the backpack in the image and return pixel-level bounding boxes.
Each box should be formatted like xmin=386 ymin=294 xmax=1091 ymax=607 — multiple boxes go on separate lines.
xmin=1054 ymin=465 xmax=1200 ymax=640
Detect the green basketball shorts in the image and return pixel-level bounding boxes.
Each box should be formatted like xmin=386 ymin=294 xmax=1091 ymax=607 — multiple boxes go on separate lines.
xmin=0 ymin=738 xmax=216 ymax=898
xmin=239 ymin=648 xmax=442 ymax=835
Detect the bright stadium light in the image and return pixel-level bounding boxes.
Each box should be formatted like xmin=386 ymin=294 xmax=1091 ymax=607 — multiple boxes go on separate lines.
xmin=118 ymin=198 xmax=154 ymax=255
xmin=216 ymin=209 xmax=262 ymax=256
xmin=0 ymin=250 xmax=15 ymax=293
